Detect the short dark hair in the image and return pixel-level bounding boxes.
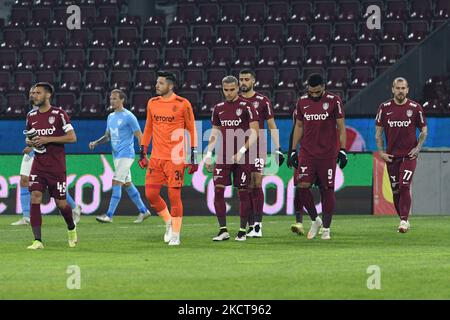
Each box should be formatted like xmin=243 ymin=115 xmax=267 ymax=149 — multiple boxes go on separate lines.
xmin=239 ymin=69 xmax=256 ymax=78
xmin=111 ymin=89 xmax=127 ymax=104
xmin=307 ymin=73 xmax=324 ymax=87
xmin=34 ymin=82 xmax=54 ymax=97
xmin=157 ymin=70 xmax=177 ymax=87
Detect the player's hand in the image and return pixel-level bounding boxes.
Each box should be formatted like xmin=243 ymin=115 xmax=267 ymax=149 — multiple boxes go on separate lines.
xmin=33 ymin=136 xmax=51 ymax=147
xmin=138 ymin=145 xmax=149 ymax=169
xmin=408 ymin=147 xmax=420 ymax=160
xmin=188 ymin=164 xmax=198 ymax=174
xmin=205 ymin=157 xmax=214 ymax=173
xmin=337 ymin=148 xmax=348 ymax=169
xmin=380 ymin=151 xmax=394 ymax=163
xmin=287 ymin=150 xmax=298 ymax=169
xmin=275 ymin=148 xmax=285 ymax=166
xmin=232 ymin=151 xmax=244 ymax=164
xmin=22 ymin=146 xmax=33 ymax=154
xmin=88 ymin=141 xmax=97 ymax=151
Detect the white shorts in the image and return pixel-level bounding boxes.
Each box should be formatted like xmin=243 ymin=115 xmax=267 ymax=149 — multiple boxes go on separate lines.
xmin=113 ymin=158 xmax=134 ymax=184
xmin=20 ymin=153 xmax=34 ymax=176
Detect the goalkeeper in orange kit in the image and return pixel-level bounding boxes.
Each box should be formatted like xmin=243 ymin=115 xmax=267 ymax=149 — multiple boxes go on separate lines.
xmin=139 ymin=71 xmax=198 ymax=246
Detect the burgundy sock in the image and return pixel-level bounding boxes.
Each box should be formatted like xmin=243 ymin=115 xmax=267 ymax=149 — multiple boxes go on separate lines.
xmin=30 ymin=203 xmax=42 ymax=241
xmin=214 ymin=187 xmax=227 ymax=228
xmin=393 ymin=191 xmax=401 ymax=217
xmin=321 ymin=188 xmax=335 ymax=228
xmin=399 ymin=187 xmax=411 ymax=221
xmin=251 ymin=187 xmax=264 ymax=223
xmin=239 ymin=189 xmax=251 ymax=229
xmin=60 ymin=205 xmax=75 ymax=230
xmin=298 ymin=188 xmax=318 ymax=221
xmin=302 ymin=188 xmax=317 ymax=217
xmin=294 ymin=188 xmax=303 ymax=223
xmin=247 ymin=191 xmax=255 ymax=227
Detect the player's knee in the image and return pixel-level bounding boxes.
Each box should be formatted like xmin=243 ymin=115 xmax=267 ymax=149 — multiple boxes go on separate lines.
xmin=298 ymin=182 xmax=311 ymax=189
xmin=30 ymin=191 xmax=42 ymax=203
xmin=123 ymin=182 xmax=132 ymax=188
xmin=55 ymin=199 xmax=67 ymax=209
xmin=145 ymin=185 xmax=160 ymax=203
xmin=20 ymin=175 xmax=29 ymax=187
xmin=392 ymin=189 xmax=400 ymax=194
xmin=238 ymin=188 xmax=250 ymax=200
xmin=112 ymin=180 xmax=123 ymax=186
xmin=399 ymin=184 xmax=410 ymax=191
xmin=214 ymin=186 xmax=225 ymax=200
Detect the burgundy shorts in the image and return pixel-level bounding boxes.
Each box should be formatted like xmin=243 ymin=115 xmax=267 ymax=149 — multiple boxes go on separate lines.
xmin=386 ymin=157 xmax=417 ymax=191
xmin=294 ymin=157 xmax=336 ymax=189
xmin=29 ymin=170 xmax=67 ymax=200
xmin=213 ymin=164 xmax=252 ymax=188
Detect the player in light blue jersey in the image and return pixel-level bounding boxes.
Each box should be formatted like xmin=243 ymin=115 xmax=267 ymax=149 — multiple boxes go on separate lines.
xmin=11 ymin=86 xmax=81 ymax=226
xmin=89 ymin=89 xmax=151 ymax=223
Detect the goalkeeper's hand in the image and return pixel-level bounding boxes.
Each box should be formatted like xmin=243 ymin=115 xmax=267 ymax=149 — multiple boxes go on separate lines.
xmin=187 ymin=147 xmax=198 ymax=174
xmin=337 ymin=148 xmax=348 ymax=169
xmin=275 ymin=148 xmax=285 ymax=166
xmin=138 ymin=145 xmax=149 ymax=169
xmin=287 ymin=150 xmax=298 ymax=169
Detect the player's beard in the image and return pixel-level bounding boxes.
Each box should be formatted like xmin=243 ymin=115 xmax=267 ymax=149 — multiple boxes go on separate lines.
xmin=395 ymin=94 xmax=406 ymax=103
xmin=240 ymin=85 xmax=251 ymax=93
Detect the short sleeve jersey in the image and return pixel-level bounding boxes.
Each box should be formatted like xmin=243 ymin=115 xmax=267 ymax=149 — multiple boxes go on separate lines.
xmin=375 ymin=99 xmax=427 ymax=157
xmin=211 ymin=97 xmax=258 ymax=164
xmin=296 ymin=92 xmax=345 ymax=160
xmin=26 ymin=106 xmax=73 ymax=173
xmin=240 ymin=91 xmax=274 ymax=157
xmin=106 ymin=109 xmax=141 ymax=159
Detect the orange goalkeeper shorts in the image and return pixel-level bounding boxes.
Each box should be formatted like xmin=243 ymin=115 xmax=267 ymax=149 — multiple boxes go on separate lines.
xmin=145 ymin=157 xmax=185 ymax=187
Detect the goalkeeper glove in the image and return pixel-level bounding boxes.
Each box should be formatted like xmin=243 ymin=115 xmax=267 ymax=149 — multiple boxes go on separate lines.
xmin=287 ymin=150 xmax=298 ymax=169
xmin=337 ymin=148 xmax=348 ymax=169
xmin=275 ymin=148 xmax=285 ymax=166
xmin=138 ymin=145 xmax=149 ymax=169
xmin=188 ymin=147 xmax=198 ymax=174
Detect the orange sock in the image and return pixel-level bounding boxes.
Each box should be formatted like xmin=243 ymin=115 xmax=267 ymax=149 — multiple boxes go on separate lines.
xmin=172 ymin=216 xmax=182 ymax=234
xmin=157 ymin=207 xmax=171 ymax=223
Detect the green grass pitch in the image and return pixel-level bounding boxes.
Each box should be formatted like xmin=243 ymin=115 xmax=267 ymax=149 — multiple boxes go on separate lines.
xmin=1 ymin=214 xmax=449 ymax=300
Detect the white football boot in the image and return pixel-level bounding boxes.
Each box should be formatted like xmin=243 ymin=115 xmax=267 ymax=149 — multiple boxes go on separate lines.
xmin=307 ymin=216 xmax=323 ymax=240
xmin=164 ymin=220 xmax=173 ymax=243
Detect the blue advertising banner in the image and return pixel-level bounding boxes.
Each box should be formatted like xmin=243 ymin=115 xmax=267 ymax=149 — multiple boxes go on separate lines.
xmin=0 ymin=118 xmax=449 ymax=154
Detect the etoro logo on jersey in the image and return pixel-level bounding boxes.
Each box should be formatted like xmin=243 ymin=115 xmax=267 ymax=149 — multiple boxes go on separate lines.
xmin=387 ymin=119 xmax=411 ymax=128
xmin=35 ymin=126 xmax=56 ymax=136
xmin=220 ymin=118 xmax=242 ymax=127
xmin=304 ymin=112 xmax=329 ymax=121
xmin=153 ymin=115 xmax=175 ymax=122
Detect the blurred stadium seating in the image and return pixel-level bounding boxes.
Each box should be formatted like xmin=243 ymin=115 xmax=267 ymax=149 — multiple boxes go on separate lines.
xmin=0 ymin=0 xmax=449 ymax=117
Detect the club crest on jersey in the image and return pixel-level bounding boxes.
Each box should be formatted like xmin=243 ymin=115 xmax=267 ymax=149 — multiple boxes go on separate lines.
xmin=406 ymin=110 xmax=413 ymax=117
xmin=252 ymin=101 xmax=259 ymax=109
xmin=236 ymin=108 xmax=242 ymax=116
xmin=322 ymin=102 xmax=329 ymax=110
xmin=172 ymin=105 xmax=177 ymax=112
xmin=48 ymin=116 xmax=55 ymax=124
xmin=117 ymin=119 xmax=123 ymax=126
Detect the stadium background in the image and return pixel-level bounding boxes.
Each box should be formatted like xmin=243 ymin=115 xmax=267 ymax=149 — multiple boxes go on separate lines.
xmin=0 ymin=0 xmax=448 ymax=216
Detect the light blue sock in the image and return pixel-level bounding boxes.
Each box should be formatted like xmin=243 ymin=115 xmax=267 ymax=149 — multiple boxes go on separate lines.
xmin=20 ymin=187 xmax=30 ymax=218
xmin=66 ymin=192 xmax=76 ymax=209
xmin=107 ymin=185 xmax=122 ymax=218
xmin=125 ymin=184 xmax=147 ymax=213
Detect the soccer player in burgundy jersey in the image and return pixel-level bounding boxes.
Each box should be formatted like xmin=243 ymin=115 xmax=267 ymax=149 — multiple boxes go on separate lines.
xmin=288 ymin=74 xmax=348 ymax=240
xmin=24 ymin=82 xmax=78 ymax=249
xmin=375 ymin=77 xmax=428 ymax=233
xmin=288 ymin=108 xmax=322 ymax=236
xmin=205 ymin=75 xmax=259 ymax=241
xmin=238 ymin=69 xmax=285 ymax=238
